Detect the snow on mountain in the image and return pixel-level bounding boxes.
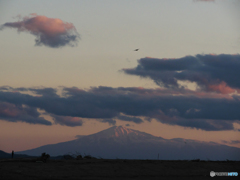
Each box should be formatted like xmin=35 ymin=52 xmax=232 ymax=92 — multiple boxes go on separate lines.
xmin=16 ymin=126 xmax=240 ymax=160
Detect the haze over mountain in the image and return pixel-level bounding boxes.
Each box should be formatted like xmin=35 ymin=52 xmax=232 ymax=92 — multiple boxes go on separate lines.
xmin=16 ymin=126 xmax=240 ymax=160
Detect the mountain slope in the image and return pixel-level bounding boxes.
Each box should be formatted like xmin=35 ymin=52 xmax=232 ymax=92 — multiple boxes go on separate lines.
xmin=0 ymin=150 xmax=11 ymax=158
xmin=16 ymin=126 xmax=240 ymax=160
xmin=0 ymin=150 xmax=34 ymax=159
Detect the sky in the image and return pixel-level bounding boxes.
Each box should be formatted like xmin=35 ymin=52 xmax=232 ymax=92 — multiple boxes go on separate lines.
xmin=0 ymin=0 xmax=240 ymax=153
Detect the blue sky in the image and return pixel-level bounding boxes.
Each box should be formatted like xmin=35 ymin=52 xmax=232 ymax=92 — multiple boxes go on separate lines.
xmin=0 ymin=0 xmax=240 ymax=152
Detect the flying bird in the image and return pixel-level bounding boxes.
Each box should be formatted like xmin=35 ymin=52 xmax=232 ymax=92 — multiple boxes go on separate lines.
xmin=134 ymin=49 xmax=139 ymax=51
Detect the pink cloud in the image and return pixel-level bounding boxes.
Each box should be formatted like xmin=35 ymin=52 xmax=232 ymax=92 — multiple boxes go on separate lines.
xmin=0 ymin=102 xmax=20 ymax=117
xmin=0 ymin=102 xmax=51 ymax=125
xmin=207 ymin=81 xmax=236 ymax=94
xmin=0 ymin=14 xmax=80 ymax=48
xmin=51 ymin=114 xmax=83 ymax=127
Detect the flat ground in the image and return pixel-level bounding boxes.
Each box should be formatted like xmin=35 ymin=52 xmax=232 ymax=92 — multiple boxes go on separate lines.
xmin=0 ymin=158 xmax=239 ymax=179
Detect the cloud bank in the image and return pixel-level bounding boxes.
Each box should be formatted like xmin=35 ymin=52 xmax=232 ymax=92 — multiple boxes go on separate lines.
xmin=0 ymin=85 xmax=239 ymax=131
xmin=0 ymin=101 xmax=51 ymax=125
xmin=122 ymin=54 xmax=240 ymax=94
xmin=0 ymin=14 xmax=80 ymax=48
xmin=0 ymin=54 xmax=239 ymax=130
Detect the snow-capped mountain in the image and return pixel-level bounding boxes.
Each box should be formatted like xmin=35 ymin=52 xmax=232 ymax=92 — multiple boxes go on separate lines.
xmin=16 ymin=126 xmax=240 ymax=160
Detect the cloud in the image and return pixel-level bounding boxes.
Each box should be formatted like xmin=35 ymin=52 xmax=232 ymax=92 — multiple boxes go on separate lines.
xmin=0 ymin=14 xmax=80 ymax=48
xmin=0 ymin=86 xmax=239 ymax=131
xmin=19 ymin=87 xmax=59 ymax=97
xmin=51 ymin=114 xmax=83 ymax=127
xmin=222 ymin=140 xmax=240 ymax=145
xmin=122 ymin=54 xmax=240 ymax=94
xmin=0 ymin=101 xmax=51 ymax=125
xmin=98 ymin=119 xmax=116 ymax=126
xmin=116 ymin=114 xmax=143 ymax=124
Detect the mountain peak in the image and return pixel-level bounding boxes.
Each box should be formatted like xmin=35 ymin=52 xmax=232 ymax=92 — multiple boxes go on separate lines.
xmin=112 ymin=126 xmax=135 ymax=137
xmin=89 ymin=126 xmax=144 ymax=139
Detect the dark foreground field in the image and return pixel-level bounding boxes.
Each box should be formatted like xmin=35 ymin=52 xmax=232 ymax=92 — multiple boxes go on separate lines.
xmin=0 ymin=158 xmax=239 ymax=180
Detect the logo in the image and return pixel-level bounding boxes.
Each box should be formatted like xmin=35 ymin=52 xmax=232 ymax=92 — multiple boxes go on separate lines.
xmin=228 ymin=172 xmax=238 ymax=176
xmin=210 ymin=171 xmax=215 ymax=177
xmin=210 ymin=171 xmax=238 ymax=177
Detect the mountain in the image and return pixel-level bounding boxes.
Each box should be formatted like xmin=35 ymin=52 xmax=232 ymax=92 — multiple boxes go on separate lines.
xmin=0 ymin=150 xmax=11 ymax=158
xmin=16 ymin=126 xmax=240 ymax=160
xmin=0 ymin=150 xmax=34 ymax=159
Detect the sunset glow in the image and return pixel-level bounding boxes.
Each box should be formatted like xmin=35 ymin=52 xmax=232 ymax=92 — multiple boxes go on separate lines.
xmin=0 ymin=0 xmax=239 ymax=155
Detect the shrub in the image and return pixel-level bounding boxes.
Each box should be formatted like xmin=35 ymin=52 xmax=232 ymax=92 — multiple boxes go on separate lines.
xmin=191 ymin=159 xmax=200 ymax=162
xmin=76 ymin=155 xmax=83 ymax=160
xmin=84 ymin=155 xmax=97 ymax=159
xmin=63 ymin=154 xmax=74 ymax=160
xmin=40 ymin=152 xmax=50 ymax=162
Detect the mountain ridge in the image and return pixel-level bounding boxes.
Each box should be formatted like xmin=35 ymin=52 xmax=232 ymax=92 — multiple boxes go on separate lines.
xmin=16 ymin=126 xmax=240 ymax=160
xmin=82 ymin=126 xmax=161 ymax=140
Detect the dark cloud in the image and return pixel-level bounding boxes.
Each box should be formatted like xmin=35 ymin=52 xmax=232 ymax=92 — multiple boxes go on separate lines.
xmin=0 ymin=86 xmax=58 ymax=97
xmin=98 ymin=119 xmax=116 ymax=126
xmin=122 ymin=54 xmax=240 ymax=94
xmin=51 ymin=114 xmax=83 ymax=127
xmin=27 ymin=88 xmax=59 ymax=97
xmin=0 ymin=101 xmax=51 ymax=125
xmin=0 ymin=86 xmax=239 ymax=131
xmin=0 ymin=86 xmax=11 ymax=91
xmin=0 ymin=14 xmax=80 ymax=48
xmin=117 ymin=115 xmax=143 ymax=124
xmin=232 ymin=140 xmax=240 ymax=144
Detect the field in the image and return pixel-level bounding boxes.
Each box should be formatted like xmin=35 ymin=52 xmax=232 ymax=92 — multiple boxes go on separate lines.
xmin=0 ymin=158 xmax=239 ymax=179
